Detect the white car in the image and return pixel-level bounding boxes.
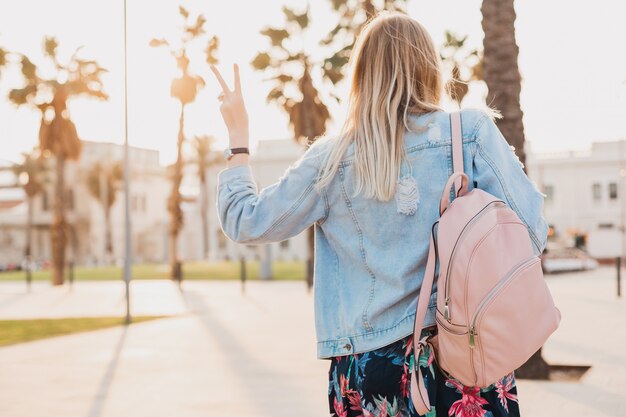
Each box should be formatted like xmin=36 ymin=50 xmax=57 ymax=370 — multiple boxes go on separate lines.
xmin=541 ymin=247 xmax=599 ymax=274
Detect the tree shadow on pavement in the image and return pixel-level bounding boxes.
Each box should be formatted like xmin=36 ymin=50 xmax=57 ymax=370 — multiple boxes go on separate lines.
xmin=85 ymin=324 xmax=128 ymax=417
xmin=181 ymin=288 xmax=308 ymax=417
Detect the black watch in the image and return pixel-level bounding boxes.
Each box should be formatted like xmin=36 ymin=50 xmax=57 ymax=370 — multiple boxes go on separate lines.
xmin=223 ymin=147 xmax=249 ymax=160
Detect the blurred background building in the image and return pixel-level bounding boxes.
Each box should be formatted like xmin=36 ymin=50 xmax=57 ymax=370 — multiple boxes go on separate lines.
xmin=531 ymin=140 xmax=626 ymax=261
xmin=0 ymin=141 xmax=168 ymax=266
xmin=201 ymin=138 xmax=309 ymax=262
xmin=4 ymin=137 xmax=626 ymax=268
xmin=0 ymin=138 xmax=309 ymax=267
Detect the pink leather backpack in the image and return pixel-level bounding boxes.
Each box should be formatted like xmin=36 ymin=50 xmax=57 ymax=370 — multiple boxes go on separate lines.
xmin=409 ymin=111 xmax=561 ymax=414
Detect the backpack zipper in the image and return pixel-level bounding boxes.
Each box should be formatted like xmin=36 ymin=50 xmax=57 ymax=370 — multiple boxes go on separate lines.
xmin=467 ymin=255 xmax=539 ymax=385
xmin=442 ymin=200 xmax=505 ymax=322
xmin=468 ymin=255 xmax=539 ymax=348
xmin=436 ymin=315 xmax=468 ymax=335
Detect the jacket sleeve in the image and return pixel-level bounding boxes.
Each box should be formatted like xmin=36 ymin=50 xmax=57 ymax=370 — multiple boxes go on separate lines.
xmin=471 ymin=112 xmax=549 ymax=255
xmin=216 ymin=143 xmax=328 ymax=244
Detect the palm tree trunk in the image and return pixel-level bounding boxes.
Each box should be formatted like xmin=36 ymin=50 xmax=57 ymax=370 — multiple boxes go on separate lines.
xmin=198 ymin=160 xmax=209 ymax=258
xmin=168 ymin=104 xmax=185 ymax=281
xmin=199 ymin=175 xmax=209 ymax=258
xmin=482 ymin=0 xmax=548 ymax=379
xmin=481 ymin=0 xmax=527 ymax=169
xmin=105 ymin=205 xmax=113 ymax=264
xmin=51 ymin=155 xmax=67 ymax=286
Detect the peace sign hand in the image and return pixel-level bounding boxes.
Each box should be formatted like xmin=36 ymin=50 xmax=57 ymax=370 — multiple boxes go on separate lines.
xmin=210 ymin=63 xmax=249 ymax=146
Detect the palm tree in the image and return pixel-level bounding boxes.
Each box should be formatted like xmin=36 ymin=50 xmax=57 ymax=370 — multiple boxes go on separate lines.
xmin=192 ymin=135 xmax=218 ymax=259
xmin=439 ymin=31 xmax=484 ymax=106
xmin=0 ymin=46 xmax=7 ymax=76
xmin=150 ymin=5 xmax=219 ymax=281
xmin=85 ymin=161 xmax=123 ymax=264
xmin=320 ymin=0 xmax=408 ymax=88
xmin=482 ymin=0 xmax=547 ymax=378
xmin=251 ymin=5 xmax=331 ymax=289
xmin=481 ymin=0 xmax=527 ymax=170
xmin=12 ymin=149 xmax=48 ymax=288
xmin=252 ymin=7 xmax=330 ymax=144
xmin=8 ymin=38 xmax=108 ymax=285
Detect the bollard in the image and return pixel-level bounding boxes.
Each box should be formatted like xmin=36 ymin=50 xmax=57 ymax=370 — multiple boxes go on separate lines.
xmin=240 ymin=257 xmax=246 ymax=294
xmin=306 ymin=258 xmax=314 ymax=292
xmin=173 ymin=261 xmax=182 ymax=285
xmin=68 ymin=260 xmax=75 ymax=290
xmin=618 ymin=257 xmax=622 ymax=298
xmin=25 ymin=255 xmax=32 ymax=292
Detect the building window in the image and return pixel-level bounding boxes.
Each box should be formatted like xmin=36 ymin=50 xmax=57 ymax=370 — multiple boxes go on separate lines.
xmin=543 ymin=185 xmax=554 ymax=203
xmin=131 ymin=195 xmax=146 ymax=212
xmin=598 ymin=222 xmax=614 ymax=229
xmin=609 ymin=182 xmax=618 ymax=200
xmin=592 ymin=183 xmax=601 ymax=201
xmin=280 ymin=239 xmax=290 ymax=250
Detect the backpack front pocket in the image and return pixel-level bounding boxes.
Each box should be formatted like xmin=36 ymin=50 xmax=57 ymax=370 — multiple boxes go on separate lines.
xmin=468 ymin=255 xmax=554 ymax=387
xmin=435 ymin=312 xmax=475 ymax=385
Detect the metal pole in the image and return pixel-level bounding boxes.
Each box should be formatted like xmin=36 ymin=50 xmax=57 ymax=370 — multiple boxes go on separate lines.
xmin=617 ymin=257 xmax=622 ymax=298
xmin=123 ymin=0 xmax=132 ymax=324
xmin=619 ymin=142 xmax=625 ymax=298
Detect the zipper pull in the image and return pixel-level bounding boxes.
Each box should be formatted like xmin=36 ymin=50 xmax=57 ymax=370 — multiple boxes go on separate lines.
xmin=469 ymin=326 xmax=476 ymax=348
xmin=443 ymin=299 xmax=450 ymax=321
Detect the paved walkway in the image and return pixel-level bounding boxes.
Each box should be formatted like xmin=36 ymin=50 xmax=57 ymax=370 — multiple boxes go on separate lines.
xmin=0 ymin=267 xmax=624 ymax=417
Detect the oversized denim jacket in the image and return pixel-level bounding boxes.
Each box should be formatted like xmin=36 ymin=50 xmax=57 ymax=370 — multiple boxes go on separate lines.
xmin=216 ymin=108 xmax=549 ymax=360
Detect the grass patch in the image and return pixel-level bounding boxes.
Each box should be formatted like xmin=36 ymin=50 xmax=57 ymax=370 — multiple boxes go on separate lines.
xmin=0 ymin=260 xmax=306 ymax=282
xmin=0 ymin=316 xmax=166 ymax=347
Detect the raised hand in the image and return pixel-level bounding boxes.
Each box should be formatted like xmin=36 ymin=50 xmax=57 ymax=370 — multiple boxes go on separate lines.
xmin=210 ymin=63 xmax=249 ymax=147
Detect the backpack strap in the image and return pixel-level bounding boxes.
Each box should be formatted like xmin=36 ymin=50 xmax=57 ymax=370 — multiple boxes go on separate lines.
xmin=450 ymin=111 xmax=464 ymax=196
xmin=409 ymin=224 xmax=438 ymax=415
xmin=409 ymin=112 xmax=465 ymax=414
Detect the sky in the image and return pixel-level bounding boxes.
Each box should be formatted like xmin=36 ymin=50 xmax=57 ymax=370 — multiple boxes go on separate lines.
xmin=0 ymin=0 xmax=625 ymax=165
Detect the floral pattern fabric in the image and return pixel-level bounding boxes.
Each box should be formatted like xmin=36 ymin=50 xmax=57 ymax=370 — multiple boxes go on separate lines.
xmin=327 ymin=327 xmax=520 ymax=417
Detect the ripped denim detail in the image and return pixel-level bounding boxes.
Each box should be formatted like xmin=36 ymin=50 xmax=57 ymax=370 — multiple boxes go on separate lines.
xmin=395 ymin=161 xmax=420 ymax=216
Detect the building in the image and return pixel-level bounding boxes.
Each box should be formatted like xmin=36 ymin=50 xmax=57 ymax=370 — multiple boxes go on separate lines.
xmin=0 ymin=141 xmax=169 ymax=266
xmin=0 ymin=159 xmax=25 ymax=266
xmin=0 ymin=138 xmax=310 ymax=267
xmin=530 ymin=140 xmax=626 ymax=259
xmin=14 ymin=135 xmax=625 ymax=265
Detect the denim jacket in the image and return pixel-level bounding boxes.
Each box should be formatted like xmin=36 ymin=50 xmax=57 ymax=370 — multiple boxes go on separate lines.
xmin=216 ymin=108 xmax=549 ymax=359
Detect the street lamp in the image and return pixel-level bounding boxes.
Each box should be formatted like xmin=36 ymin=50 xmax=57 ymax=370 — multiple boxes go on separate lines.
xmin=123 ymin=0 xmax=132 ymax=323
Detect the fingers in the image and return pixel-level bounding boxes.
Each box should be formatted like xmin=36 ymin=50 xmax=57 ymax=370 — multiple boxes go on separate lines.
xmin=234 ymin=63 xmax=241 ymax=93
xmin=210 ymin=64 xmax=231 ymax=94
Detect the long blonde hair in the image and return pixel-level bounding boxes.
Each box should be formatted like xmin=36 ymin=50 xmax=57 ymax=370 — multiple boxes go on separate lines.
xmin=314 ymin=12 xmax=444 ymax=201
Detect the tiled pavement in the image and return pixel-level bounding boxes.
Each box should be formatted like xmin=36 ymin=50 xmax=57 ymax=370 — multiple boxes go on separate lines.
xmin=0 ymin=266 xmax=624 ymax=416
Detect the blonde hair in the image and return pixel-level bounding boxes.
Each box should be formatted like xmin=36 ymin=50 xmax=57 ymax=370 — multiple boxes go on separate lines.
xmin=314 ymin=12 xmax=444 ymax=201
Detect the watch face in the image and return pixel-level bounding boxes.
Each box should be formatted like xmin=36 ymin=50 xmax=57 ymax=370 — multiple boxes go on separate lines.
xmin=223 ymin=148 xmax=233 ymax=160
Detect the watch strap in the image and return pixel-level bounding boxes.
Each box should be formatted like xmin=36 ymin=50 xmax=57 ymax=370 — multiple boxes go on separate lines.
xmin=230 ymin=147 xmax=249 ymax=155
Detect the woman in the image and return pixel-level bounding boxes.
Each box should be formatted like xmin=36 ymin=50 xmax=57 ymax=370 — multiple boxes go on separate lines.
xmin=211 ymin=11 xmax=548 ymax=417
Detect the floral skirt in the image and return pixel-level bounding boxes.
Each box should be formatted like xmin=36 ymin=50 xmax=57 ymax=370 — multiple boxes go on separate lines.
xmin=327 ymin=327 xmax=520 ymax=417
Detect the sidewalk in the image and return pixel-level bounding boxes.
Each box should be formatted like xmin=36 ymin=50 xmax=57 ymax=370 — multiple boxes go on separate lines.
xmin=0 ymin=280 xmax=187 ymax=318
xmin=0 ymin=268 xmax=624 ymax=416
xmin=513 ymin=266 xmax=626 ymax=416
